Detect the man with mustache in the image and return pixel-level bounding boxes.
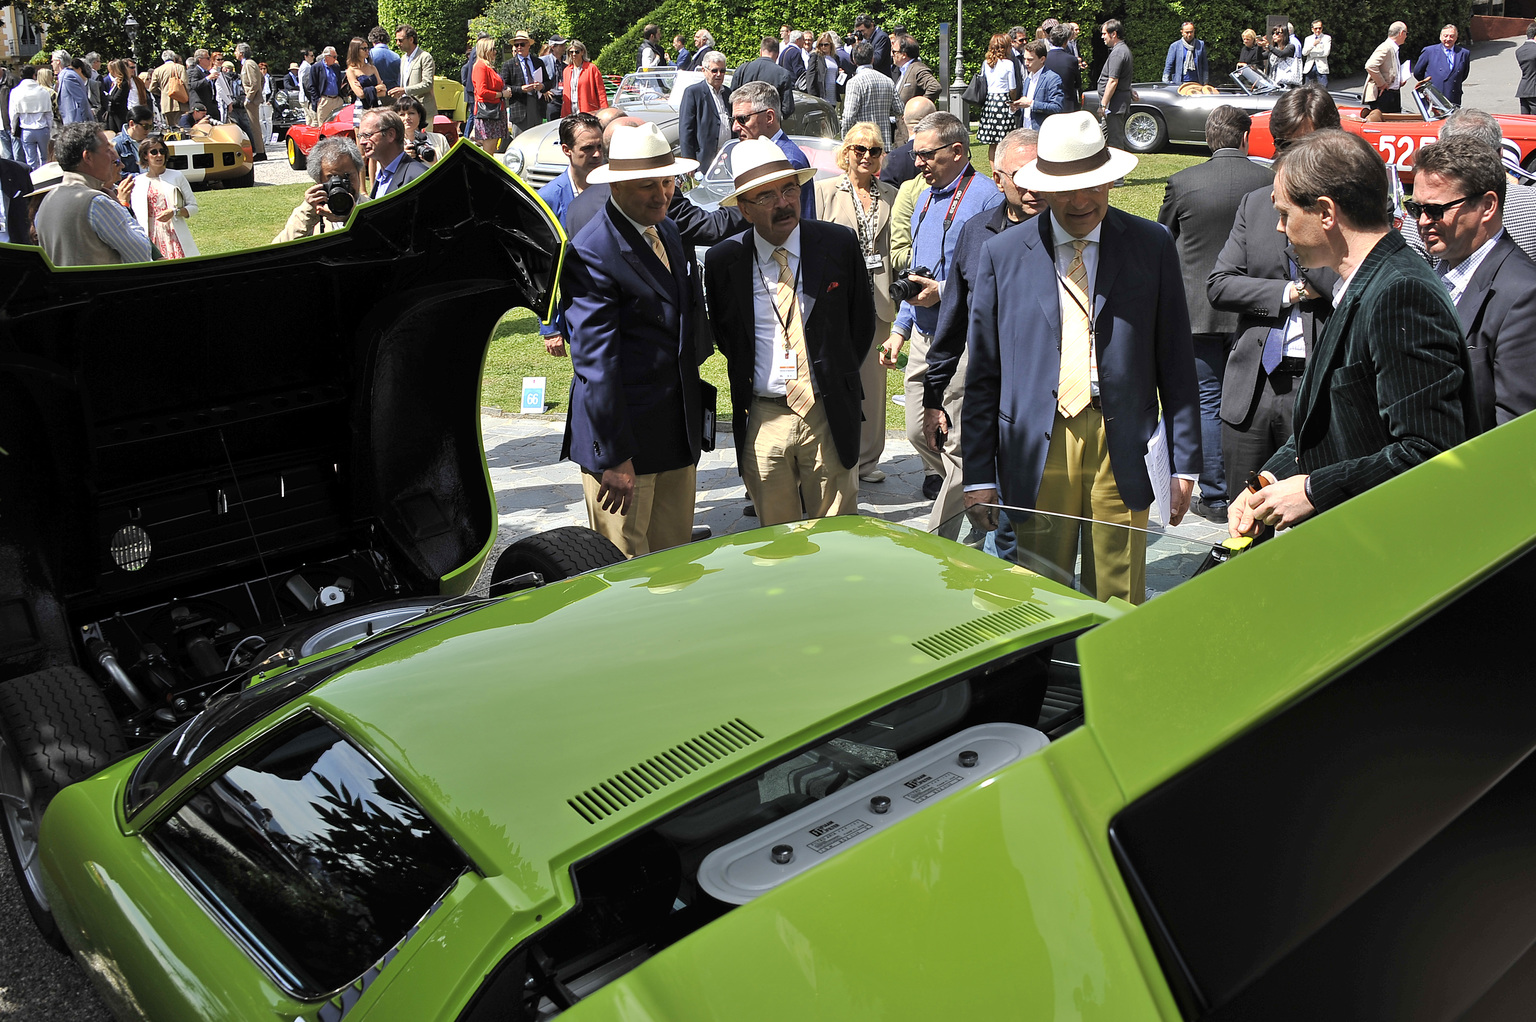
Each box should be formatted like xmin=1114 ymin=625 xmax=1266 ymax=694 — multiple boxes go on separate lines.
xmin=705 ymin=138 xmax=876 ymax=525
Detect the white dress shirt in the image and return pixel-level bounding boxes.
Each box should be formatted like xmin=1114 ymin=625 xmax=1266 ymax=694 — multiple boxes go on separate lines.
xmin=1437 ymin=229 xmax=1503 ymax=306
xmin=1050 ymin=215 xmax=1103 ymax=394
xmin=750 ymin=225 xmax=814 ymax=396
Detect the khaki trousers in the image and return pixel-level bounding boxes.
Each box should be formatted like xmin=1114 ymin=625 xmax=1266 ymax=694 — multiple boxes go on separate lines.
xmin=1030 ymin=406 xmax=1149 ymax=605
xmin=857 ymin=318 xmax=890 ymax=477
xmin=904 ymin=329 xmax=969 ymax=538
xmin=581 ymin=464 xmax=696 ymax=558
xmin=314 ymin=94 xmax=343 ymax=127
xmin=245 ymin=96 xmax=267 ymax=154
xmin=744 ymin=397 xmax=858 ymax=526
xmin=902 ymin=328 xmax=945 ymax=479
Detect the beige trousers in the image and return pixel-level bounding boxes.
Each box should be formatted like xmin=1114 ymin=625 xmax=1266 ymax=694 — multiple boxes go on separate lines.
xmin=581 ymin=463 xmax=697 ymax=558
xmin=744 ymin=397 xmax=858 ymax=526
xmin=314 ymin=94 xmax=343 ymax=127
xmin=857 ymin=318 xmax=891 ymax=477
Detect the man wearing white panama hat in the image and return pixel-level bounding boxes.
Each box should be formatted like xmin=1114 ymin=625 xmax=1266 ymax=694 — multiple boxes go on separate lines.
xmin=961 ymin=111 xmax=1201 ymax=604
xmin=705 ymin=138 xmax=876 ymax=525
xmin=560 ymin=122 xmax=708 ymax=557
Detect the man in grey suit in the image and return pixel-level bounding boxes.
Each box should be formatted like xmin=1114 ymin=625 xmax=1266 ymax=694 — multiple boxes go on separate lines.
xmin=1231 ymin=129 xmax=1478 ymax=537
xmin=1411 ymin=135 xmax=1536 ymax=431
xmin=1209 ymin=86 xmax=1339 ymax=505
xmin=1157 ymin=105 xmax=1275 ymax=520
xmin=390 ymin=26 xmax=437 ymax=123
xmin=1517 ymin=24 xmax=1536 ymax=115
xmin=359 ymin=110 xmax=428 ymax=198
xmin=500 ymin=32 xmax=546 ymax=133
xmin=734 ymin=37 xmax=795 ymax=118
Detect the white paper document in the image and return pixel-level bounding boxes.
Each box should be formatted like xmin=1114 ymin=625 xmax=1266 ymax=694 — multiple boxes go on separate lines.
xmin=1144 ymin=418 xmax=1171 ymax=527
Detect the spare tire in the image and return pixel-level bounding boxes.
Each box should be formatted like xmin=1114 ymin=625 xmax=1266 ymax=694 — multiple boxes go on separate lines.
xmin=0 ymin=666 xmax=125 ymax=950
xmin=489 ymin=527 xmax=625 ymax=594
xmin=256 ymin=596 xmax=452 ymax=661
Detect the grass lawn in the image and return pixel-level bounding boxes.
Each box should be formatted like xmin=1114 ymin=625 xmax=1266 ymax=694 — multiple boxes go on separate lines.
xmin=187 ymin=139 xmax=1206 ymax=415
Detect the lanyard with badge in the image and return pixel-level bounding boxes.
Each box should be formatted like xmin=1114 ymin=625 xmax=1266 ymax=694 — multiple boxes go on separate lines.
xmin=845 ymin=178 xmax=883 ymax=272
xmin=913 ymin=163 xmax=976 ymax=274
xmin=755 ymin=246 xmax=802 ymax=389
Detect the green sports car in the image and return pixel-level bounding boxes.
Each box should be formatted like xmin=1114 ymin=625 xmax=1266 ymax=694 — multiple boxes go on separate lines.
xmin=5 ymin=143 xmax=1536 ymax=1020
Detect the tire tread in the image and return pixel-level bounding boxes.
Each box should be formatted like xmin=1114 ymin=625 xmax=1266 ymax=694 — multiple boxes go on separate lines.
xmin=0 ymin=666 xmax=125 ymax=803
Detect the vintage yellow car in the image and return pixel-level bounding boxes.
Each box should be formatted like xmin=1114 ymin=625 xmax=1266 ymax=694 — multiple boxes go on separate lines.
xmin=163 ymin=118 xmax=254 ymax=187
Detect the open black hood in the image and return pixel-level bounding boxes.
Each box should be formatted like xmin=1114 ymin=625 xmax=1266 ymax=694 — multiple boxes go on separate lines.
xmin=0 ymin=145 xmax=563 ymax=676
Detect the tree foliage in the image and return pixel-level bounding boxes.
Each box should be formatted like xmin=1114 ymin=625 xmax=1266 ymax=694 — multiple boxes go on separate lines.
xmin=376 ymin=0 xmax=481 ymax=69
xmin=21 ymin=0 xmax=382 ymax=68
xmin=469 ymin=0 xmax=564 ymax=48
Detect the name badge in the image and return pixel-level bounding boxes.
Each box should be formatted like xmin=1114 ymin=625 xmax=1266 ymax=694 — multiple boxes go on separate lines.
xmin=864 ymin=252 xmax=884 ymax=272
xmin=770 ymin=347 xmax=797 ymax=389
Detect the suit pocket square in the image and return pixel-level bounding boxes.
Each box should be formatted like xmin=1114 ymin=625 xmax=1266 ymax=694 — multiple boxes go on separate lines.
xmin=826 ymin=281 xmax=840 ymax=292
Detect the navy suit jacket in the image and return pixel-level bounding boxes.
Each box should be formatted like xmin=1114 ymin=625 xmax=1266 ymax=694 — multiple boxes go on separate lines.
xmin=1262 ymin=232 xmax=1478 ymax=510
xmin=1021 ymin=69 xmax=1065 ymax=130
xmin=678 ymin=80 xmax=730 ymax=171
xmin=733 ymin=57 xmax=795 ymax=117
xmin=1162 ymin=38 xmax=1210 ymax=84
xmin=925 ymin=204 xmax=1026 ymax=409
xmin=772 ymin=132 xmax=816 ymax=219
xmin=1043 ymin=47 xmax=1080 ymax=112
xmin=561 ymin=204 xmax=704 ymax=476
xmin=371 ymin=156 xmax=427 ymax=198
xmin=778 ymin=45 xmax=806 ymax=83
xmin=1454 ymin=234 xmax=1536 ymax=430
xmin=962 ymin=207 xmax=1202 ymax=511
xmin=1412 ymin=45 xmax=1471 ymax=105
xmin=704 ymin=220 xmax=877 ymax=471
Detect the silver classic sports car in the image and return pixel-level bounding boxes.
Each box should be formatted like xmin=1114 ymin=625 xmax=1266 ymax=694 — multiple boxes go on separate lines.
xmin=1083 ymin=67 xmax=1357 ymax=153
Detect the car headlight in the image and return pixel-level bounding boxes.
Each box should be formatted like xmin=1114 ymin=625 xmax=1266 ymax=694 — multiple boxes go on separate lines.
xmin=501 ymin=148 xmax=525 ymax=176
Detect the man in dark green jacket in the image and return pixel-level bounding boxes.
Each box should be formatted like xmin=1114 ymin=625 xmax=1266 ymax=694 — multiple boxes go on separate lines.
xmin=1231 ymin=129 xmax=1479 ymax=536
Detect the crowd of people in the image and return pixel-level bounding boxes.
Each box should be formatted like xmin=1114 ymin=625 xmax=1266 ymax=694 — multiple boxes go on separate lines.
xmin=2 ymin=12 xmax=1533 ymax=607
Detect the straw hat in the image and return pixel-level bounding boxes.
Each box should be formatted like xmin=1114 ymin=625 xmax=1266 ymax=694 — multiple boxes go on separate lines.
xmin=511 ymin=31 xmax=533 ymax=42
xmin=587 ymin=123 xmax=697 ymax=183
xmin=1014 ymin=110 xmax=1138 ymax=192
xmin=718 ymin=138 xmax=816 ymax=207
xmin=25 ymin=162 xmax=66 ymax=199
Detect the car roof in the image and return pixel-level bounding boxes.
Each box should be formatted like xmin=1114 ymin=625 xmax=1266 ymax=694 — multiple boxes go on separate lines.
xmin=304 ymin=516 xmax=1113 ymax=893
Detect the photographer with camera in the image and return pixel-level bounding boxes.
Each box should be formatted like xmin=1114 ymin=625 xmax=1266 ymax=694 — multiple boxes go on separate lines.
xmin=272 ymin=135 xmax=365 ymax=242
xmin=878 ymin=111 xmax=1001 ymax=513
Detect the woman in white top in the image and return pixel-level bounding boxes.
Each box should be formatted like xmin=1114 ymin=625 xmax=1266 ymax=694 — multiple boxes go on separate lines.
xmin=977 ymin=33 xmax=1018 ymax=162
xmin=130 ymin=135 xmax=199 ymax=258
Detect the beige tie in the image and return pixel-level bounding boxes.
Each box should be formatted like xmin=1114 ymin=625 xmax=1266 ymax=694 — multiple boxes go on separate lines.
xmin=770 ymin=247 xmax=814 ymax=416
xmin=643 ymin=226 xmax=671 ymax=272
xmin=1057 ymin=239 xmax=1092 ymax=418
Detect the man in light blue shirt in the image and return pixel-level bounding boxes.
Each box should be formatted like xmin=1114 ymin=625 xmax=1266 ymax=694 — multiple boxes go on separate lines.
xmin=369 ymin=26 xmax=401 ymax=90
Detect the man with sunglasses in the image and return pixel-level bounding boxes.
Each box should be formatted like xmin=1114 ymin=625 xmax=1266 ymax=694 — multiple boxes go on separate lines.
xmin=732 ymin=80 xmax=815 ymax=217
xmin=1229 ymin=129 xmax=1478 ymax=538
xmin=679 ymin=52 xmax=731 ymax=175
xmin=112 ymin=105 xmax=156 ymax=175
xmin=704 ymin=137 xmax=876 ymax=525
xmin=881 ymin=111 xmax=1001 ymax=515
xmin=1410 ymin=135 xmax=1536 ymax=431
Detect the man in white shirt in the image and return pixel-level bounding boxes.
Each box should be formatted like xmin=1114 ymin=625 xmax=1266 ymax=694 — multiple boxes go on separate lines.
xmin=1302 ymin=20 xmax=1331 ymax=86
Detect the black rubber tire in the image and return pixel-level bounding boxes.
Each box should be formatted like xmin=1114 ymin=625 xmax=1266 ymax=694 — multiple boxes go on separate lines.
xmin=287 ymin=135 xmax=307 ymax=172
xmin=0 ymin=666 xmax=125 ymax=951
xmin=228 ymin=167 xmax=256 ymax=188
xmin=490 ymin=526 xmax=626 ymax=593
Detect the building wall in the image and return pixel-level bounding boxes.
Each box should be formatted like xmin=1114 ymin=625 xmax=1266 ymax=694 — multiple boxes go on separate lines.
xmin=1 ymin=6 xmax=44 ymax=62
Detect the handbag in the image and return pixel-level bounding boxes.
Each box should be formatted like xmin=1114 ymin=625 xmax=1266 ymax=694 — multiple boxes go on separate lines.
xmin=961 ymin=72 xmax=985 ymax=105
xmin=1274 ymin=56 xmax=1302 ymax=86
xmin=475 ymin=98 xmax=503 ymax=120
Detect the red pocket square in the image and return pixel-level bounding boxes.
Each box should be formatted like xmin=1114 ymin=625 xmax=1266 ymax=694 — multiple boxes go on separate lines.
xmin=826 ymin=280 xmax=840 ymax=292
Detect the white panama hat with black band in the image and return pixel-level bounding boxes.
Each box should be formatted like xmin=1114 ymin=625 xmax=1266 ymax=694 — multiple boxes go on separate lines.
xmin=587 ymin=122 xmax=698 ymax=184
xmin=1014 ymin=110 xmax=1139 ymax=192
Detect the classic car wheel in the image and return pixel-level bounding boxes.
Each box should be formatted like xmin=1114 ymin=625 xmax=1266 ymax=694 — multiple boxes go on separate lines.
xmin=287 ymin=136 xmax=307 ymax=171
xmin=228 ymin=168 xmax=255 ymax=188
xmin=0 ymin=666 xmax=125 ymax=950
xmin=489 ymin=526 xmax=626 ymax=594
xmin=1123 ymin=109 xmax=1167 ymax=154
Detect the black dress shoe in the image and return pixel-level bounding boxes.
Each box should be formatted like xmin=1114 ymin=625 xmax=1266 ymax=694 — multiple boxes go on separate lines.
xmin=922 ymin=475 xmax=942 ymax=500
xmin=691 ymin=525 xmax=712 ymax=541
xmin=743 ymin=503 xmax=757 ymax=518
xmin=1190 ymin=498 xmax=1229 ymax=524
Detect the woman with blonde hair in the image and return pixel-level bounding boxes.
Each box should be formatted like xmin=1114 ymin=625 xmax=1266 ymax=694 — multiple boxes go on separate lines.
xmin=345 ymin=37 xmax=384 ymax=108
xmin=470 ymin=36 xmax=510 ymax=153
xmin=560 ymin=39 xmax=607 ymax=115
xmin=1236 ymin=29 xmax=1262 ymax=69
xmin=816 ymin=121 xmax=898 ymax=483
xmin=808 ymin=31 xmax=844 ymax=103
xmin=976 ymin=33 xmax=1017 ymax=163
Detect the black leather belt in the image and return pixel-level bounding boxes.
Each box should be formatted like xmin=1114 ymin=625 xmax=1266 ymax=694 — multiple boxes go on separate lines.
xmin=1268 ymin=356 xmax=1307 ymax=376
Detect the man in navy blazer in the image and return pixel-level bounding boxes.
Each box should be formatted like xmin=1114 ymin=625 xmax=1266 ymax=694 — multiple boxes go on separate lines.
xmin=678 ymin=54 xmax=731 ymax=173
xmin=1017 ymin=41 xmax=1064 ymax=131
xmin=963 ymin=112 xmax=1201 ymax=603
xmin=1413 ymin=25 xmax=1472 ymax=106
xmin=1044 ymin=25 xmax=1081 ymax=112
xmin=560 ymin=124 xmax=707 ymax=556
xmin=1162 ymin=22 xmax=1209 ymax=84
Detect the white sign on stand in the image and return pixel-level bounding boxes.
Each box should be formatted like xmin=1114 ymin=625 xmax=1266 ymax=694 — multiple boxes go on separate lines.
xmin=520 ymin=377 xmax=546 ymax=414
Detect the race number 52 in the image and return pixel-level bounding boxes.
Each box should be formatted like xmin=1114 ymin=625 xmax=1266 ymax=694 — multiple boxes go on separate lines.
xmin=1376 ymin=134 xmax=1418 ymax=166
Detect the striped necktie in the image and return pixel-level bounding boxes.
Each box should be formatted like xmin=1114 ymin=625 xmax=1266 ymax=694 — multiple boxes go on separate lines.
xmin=771 ymin=247 xmax=813 ymax=415
xmin=643 ymin=226 xmax=670 ymax=272
xmin=1057 ymin=239 xmax=1092 ymax=417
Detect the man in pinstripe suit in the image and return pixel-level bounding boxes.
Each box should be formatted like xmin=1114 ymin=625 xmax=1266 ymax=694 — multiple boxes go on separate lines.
xmin=1232 ymin=130 xmax=1479 ymax=537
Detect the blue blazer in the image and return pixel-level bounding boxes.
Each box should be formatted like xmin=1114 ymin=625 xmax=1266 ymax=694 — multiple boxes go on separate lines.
xmin=772 ymin=132 xmax=816 ymax=220
xmin=1412 ymin=45 xmax=1471 ymax=105
xmin=1162 ymin=38 xmax=1210 ymax=84
xmin=678 ymin=80 xmax=730 ymax=173
xmin=561 ymin=203 xmax=704 ymax=476
xmin=538 ymin=168 xmax=578 ymax=223
xmin=58 ymin=69 xmax=93 ymax=123
xmin=962 ymin=207 xmax=1202 ymax=511
xmin=1022 ymin=69 xmax=1065 ymax=130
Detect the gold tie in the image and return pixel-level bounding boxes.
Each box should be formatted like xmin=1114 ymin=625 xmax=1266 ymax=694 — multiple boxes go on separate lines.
xmin=1057 ymin=239 xmax=1092 ymax=418
xmin=771 ymin=247 xmax=814 ymax=416
xmin=643 ymin=226 xmax=671 ymax=272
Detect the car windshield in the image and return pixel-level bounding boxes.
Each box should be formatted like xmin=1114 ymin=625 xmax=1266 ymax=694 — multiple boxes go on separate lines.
xmin=1413 ymin=81 xmax=1456 ymax=120
xmin=615 ymin=71 xmax=677 ymax=103
xmin=938 ymin=504 xmax=1245 ymax=604
xmin=1231 ymin=65 xmax=1283 ymax=95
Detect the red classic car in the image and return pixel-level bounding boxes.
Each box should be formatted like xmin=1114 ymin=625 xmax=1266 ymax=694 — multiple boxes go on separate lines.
xmin=285 ymin=103 xmax=461 ymax=170
xmin=1248 ymin=83 xmax=1536 ymax=183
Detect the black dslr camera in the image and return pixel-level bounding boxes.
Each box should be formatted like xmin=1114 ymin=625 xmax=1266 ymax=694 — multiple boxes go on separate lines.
xmin=408 ymin=130 xmax=437 ymax=164
xmin=322 ymin=174 xmax=356 ymax=217
xmin=890 ymin=265 xmax=933 ymax=305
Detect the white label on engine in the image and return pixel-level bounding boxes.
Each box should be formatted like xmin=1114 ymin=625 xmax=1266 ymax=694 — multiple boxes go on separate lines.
xmin=805 ymin=818 xmax=872 ymax=854
xmin=901 ymin=771 xmax=963 ymax=804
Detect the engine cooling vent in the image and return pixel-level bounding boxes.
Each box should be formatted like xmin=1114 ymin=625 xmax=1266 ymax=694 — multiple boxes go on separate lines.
xmin=568 ymin=719 xmax=765 ymax=824
xmin=912 ymin=602 xmax=1055 ymax=660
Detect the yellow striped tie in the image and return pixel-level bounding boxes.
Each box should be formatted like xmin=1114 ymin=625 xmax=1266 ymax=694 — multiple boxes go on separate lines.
xmin=771 ymin=247 xmax=814 ymax=416
xmin=1057 ymin=239 xmax=1092 ymax=418
xmin=643 ymin=226 xmax=671 ymax=272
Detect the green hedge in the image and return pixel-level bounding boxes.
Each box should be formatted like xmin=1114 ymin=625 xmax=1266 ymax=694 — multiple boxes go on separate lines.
xmin=377 ymin=0 xmax=480 ymax=71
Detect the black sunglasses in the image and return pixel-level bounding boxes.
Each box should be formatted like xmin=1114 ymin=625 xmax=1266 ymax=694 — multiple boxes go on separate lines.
xmin=912 ymin=142 xmax=960 ymax=163
xmin=145 ymin=148 xmax=167 ymax=156
xmin=848 ymin=144 xmax=884 ymax=158
xmin=1403 ymin=194 xmax=1477 ymax=221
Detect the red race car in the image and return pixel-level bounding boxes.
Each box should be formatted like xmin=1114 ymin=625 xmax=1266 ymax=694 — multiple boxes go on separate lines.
xmin=285 ymin=103 xmax=461 ymax=170
xmin=1248 ymin=82 xmax=1536 ymax=183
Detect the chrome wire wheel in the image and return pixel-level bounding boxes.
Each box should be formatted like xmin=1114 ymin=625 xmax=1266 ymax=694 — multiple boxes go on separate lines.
xmin=0 ymin=729 xmax=49 ymax=915
xmin=1123 ymin=109 xmax=1166 ymax=153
